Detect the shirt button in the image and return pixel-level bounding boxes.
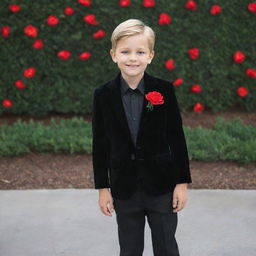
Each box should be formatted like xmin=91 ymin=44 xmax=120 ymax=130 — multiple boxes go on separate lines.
xmin=133 ymin=117 xmax=136 ymax=121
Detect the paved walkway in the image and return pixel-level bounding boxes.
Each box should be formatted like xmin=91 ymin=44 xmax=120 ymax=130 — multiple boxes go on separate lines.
xmin=0 ymin=189 xmax=255 ymax=256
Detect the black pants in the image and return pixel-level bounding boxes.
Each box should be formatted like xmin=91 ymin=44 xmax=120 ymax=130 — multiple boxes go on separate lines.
xmin=113 ymin=181 xmax=180 ymax=256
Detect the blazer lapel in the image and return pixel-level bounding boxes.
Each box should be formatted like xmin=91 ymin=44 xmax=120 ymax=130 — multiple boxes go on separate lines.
xmin=107 ymin=72 xmax=158 ymax=147
xmin=136 ymin=72 xmax=158 ymax=144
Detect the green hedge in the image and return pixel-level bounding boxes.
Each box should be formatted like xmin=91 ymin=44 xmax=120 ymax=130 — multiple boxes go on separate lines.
xmin=1 ymin=0 xmax=256 ymax=115
xmin=0 ymin=118 xmax=92 ymax=156
xmin=0 ymin=117 xmax=255 ymax=164
xmin=184 ymin=117 xmax=256 ymax=163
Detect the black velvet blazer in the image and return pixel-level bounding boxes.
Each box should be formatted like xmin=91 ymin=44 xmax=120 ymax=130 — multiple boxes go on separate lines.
xmin=92 ymin=71 xmax=192 ymax=200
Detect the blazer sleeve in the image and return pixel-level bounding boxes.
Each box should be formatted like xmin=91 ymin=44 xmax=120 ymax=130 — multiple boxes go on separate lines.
xmin=92 ymin=88 xmax=110 ymax=189
xmin=166 ymin=82 xmax=192 ymax=184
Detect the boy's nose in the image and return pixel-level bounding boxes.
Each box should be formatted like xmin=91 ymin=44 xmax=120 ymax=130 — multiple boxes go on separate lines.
xmin=129 ymin=53 xmax=137 ymax=61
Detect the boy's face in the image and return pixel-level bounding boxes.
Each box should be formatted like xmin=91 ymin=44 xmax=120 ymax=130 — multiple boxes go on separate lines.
xmin=110 ymin=33 xmax=154 ymax=81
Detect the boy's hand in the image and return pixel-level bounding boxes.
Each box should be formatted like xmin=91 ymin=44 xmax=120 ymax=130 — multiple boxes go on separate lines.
xmin=98 ymin=188 xmax=115 ymax=217
xmin=172 ymin=183 xmax=188 ymax=213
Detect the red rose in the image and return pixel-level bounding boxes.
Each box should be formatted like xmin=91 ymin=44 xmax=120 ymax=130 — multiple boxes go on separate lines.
xmin=185 ymin=0 xmax=198 ymax=11
xmin=57 ymin=50 xmax=71 ymax=60
xmin=8 ymin=4 xmax=21 ymax=13
xmin=173 ymin=78 xmax=183 ymax=87
xmin=119 ymin=0 xmax=130 ymax=7
xmin=191 ymin=84 xmax=202 ymax=93
xmin=165 ymin=59 xmax=175 ymax=70
xmin=1 ymin=26 xmax=11 ymax=37
xmin=233 ymin=51 xmax=245 ymax=64
xmin=143 ymin=0 xmax=155 ymax=7
xmin=64 ymin=7 xmax=75 ymax=16
xmin=23 ymin=67 xmax=36 ymax=78
xmin=24 ymin=25 xmax=38 ymax=37
xmin=93 ymin=29 xmax=106 ymax=39
xmin=79 ymin=52 xmax=91 ymax=60
xmin=210 ymin=5 xmax=222 ymax=15
xmin=78 ymin=0 xmax=91 ymax=6
xmin=193 ymin=102 xmax=204 ymax=113
xmin=2 ymin=99 xmax=12 ymax=108
xmin=158 ymin=13 xmax=171 ymax=25
xmin=145 ymin=91 xmax=164 ymax=111
xmin=33 ymin=39 xmax=43 ymax=49
xmin=246 ymin=68 xmax=256 ymax=78
xmin=237 ymin=87 xmax=248 ymax=97
xmin=14 ymin=80 xmax=26 ymax=89
xmin=248 ymin=2 xmax=256 ymax=13
xmin=84 ymin=14 xmax=99 ymax=25
xmin=47 ymin=15 xmax=59 ymax=26
xmin=188 ymin=48 xmax=199 ymax=59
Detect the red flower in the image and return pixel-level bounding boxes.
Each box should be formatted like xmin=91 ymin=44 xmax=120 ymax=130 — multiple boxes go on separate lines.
xmin=78 ymin=0 xmax=91 ymax=6
xmin=8 ymin=4 xmax=21 ymax=13
xmin=2 ymin=99 xmax=12 ymax=108
xmin=14 ymin=80 xmax=26 ymax=89
xmin=237 ymin=87 xmax=248 ymax=97
xmin=57 ymin=50 xmax=71 ymax=60
xmin=210 ymin=5 xmax=222 ymax=15
xmin=191 ymin=84 xmax=202 ymax=93
xmin=33 ymin=39 xmax=43 ymax=49
xmin=143 ymin=0 xmax=155 ymax=7
xmin=248 ymin=2 xmax=256 ymax=13
xmin=145 ymin=91 xmax=164 ymax=111
xmin=188 ymin=48 xmax=200 ymax=59
xmin=233 ymin=51 xmax=245 ymax=64
xmin=193 ymin=102 xmax=204 ymax=113
xmin=119 ymin=0 xmax=130 ymax=7
xmin=24 ymin=25 xmax=38 ymax=37
xmin=79 ymin=52 xmax=91 ymax=60
xmin=173 ymin=78 xmax=183 ymax=87
xmin=47 ymin=15 xmax=59 ymax=26
xmin=185 ymin=0 xmax=198 ymax=11
xmin=246 ymin=68 xmax=256 ymax=78
xmin=84 ymin=14 xmax=99 ymax=25
xmin=165 ymin=59 xmax=175 ymax=70
xmin=158 ymin=13 xmax=172 ymax=25
xmin=1 ymin=26 xmax=11 ymax=37
xmin=64 ymin=7 xmax=75 ymax=16
xmin=23 ymin=67 xmax=36 ymax=78
xmin=93 ymin=29 xmax=106 ymax=39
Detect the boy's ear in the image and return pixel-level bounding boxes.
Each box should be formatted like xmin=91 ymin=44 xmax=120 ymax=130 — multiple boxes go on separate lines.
xmin=110 ymin=49 xmax=117 ymax=63
xmin=148 ymin=50 xmax=155 ymax=64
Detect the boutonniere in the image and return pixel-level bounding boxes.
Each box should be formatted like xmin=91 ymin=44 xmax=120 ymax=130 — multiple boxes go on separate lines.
xmin=145 ymin=91 xmax=164 ymax=111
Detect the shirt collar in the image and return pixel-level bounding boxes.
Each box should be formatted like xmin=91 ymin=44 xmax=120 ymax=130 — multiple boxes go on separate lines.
xmin=120 ymin=74 xmax=145 ymax=96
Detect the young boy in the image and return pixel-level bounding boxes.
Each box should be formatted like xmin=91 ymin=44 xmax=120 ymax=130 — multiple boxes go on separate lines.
xmin=92 ymin=19 xmax=192 ymax=256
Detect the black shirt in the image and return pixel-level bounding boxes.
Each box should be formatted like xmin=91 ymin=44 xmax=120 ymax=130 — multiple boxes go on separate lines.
xmin=120 ymin=74 xmax=145 ymax=146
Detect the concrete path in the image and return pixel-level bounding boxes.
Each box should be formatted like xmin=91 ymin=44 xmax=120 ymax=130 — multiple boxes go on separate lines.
xmin=0 ymin=189 xmax=255 ymax=256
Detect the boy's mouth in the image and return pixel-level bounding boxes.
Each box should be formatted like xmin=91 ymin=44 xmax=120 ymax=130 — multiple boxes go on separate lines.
xmin=126 ymin=64 xmax=139 ymax=67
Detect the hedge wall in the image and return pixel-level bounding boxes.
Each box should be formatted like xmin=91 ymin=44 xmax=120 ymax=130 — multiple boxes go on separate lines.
xmin=1 ymin=117 xmax=256 ymax=163
xmin=1 ymin=0 xmax=256 ymax=115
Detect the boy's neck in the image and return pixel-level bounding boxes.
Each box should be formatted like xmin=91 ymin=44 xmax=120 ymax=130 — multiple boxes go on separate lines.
xmin=121 ymin=72 xmax=144 ymax=90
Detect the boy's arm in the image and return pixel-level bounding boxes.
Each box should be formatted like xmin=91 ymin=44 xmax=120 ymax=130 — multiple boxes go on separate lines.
xmin=92 ymin=88 xmax=110 ymax=189
xmin=166 ymin=82 xmax=192 ymax=184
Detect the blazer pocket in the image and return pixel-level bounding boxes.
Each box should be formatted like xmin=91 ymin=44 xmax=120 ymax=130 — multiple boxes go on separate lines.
xmin=153 ymin=151 xmax=173 ymax=165
xmin=110 ymin=157 xmax=124 ymax=169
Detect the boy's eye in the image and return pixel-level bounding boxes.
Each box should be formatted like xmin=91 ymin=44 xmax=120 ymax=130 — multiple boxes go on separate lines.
xmin=120 ymin=51 xmax=145 ymax=54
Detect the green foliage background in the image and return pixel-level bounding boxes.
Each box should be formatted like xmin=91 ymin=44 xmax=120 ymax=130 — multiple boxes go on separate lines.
xmin=1 ymin=0 xmax=256 ymax=115
xmin=0 ymin=117 xmax=255 ymax=163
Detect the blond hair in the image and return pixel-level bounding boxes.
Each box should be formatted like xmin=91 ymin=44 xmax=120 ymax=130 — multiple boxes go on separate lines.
xmin=110 ymin=19 xmax=155 ymax=52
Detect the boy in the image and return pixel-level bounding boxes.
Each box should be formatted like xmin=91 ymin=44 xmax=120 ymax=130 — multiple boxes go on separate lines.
xmin=92 ymin=19 xmax=192 ymax=256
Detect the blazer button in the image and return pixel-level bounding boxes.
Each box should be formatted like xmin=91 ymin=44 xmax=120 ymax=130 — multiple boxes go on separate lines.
xmin=130 ymin=153 xmax=135 ymax=160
